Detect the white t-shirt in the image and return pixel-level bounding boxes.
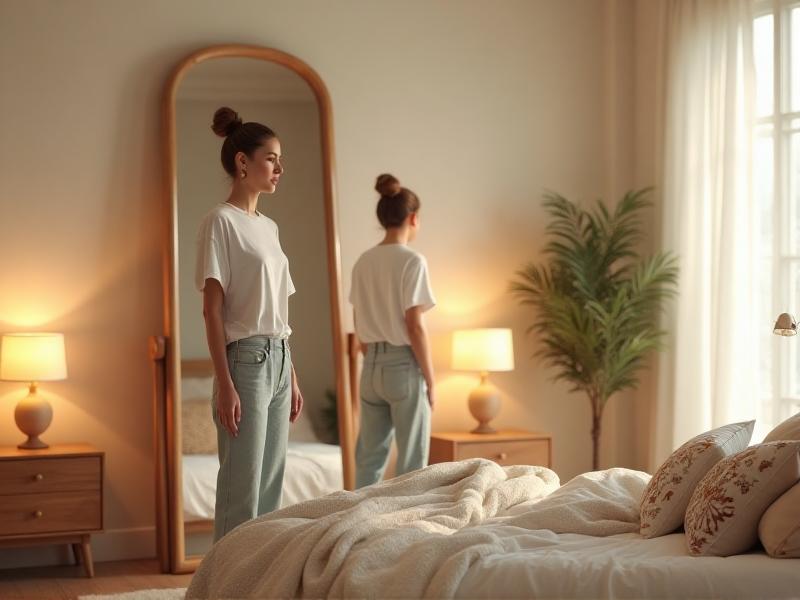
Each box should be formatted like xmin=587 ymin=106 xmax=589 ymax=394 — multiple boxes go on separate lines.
xmin=349 ymin=244 xmax=436 ymax=346
xmin=195 ymin=203 xmax=295 ymax=343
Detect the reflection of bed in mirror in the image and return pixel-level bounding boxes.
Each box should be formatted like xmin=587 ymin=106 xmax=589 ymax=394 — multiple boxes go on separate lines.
xmin=179 ymin=359 xmax=342 ymax=536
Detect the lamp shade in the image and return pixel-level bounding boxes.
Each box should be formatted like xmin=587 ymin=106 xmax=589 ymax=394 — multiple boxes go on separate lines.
xmin=452 ymin=328 xmax=514 ymax=372
xmin=0 ymin=333 xmax=67 ymax=382
xmin=773 ymin=313 xmax=798 ymax=336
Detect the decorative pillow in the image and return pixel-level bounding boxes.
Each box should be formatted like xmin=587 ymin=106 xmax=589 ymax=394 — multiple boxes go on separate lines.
xmin=181 ymin=375 xmax=215 ymax=403
xmin=759 ymin=482 xmax=800 ymax=558
xmin=759 ymin=412 xmax=800 ymax=557
xmin=763 ymin=412 xmax=800 ymax=443
xmin=640 ymin=421 xmax=754 ymax=538
xmin=684 ymin=441 xmax=800 ymax=556
xmin=182 ymin=398 xmax=218 ymax=455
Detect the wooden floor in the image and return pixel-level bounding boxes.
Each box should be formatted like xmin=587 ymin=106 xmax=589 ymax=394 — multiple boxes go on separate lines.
xmin=0 ymin=559 xmax=192 ymax=600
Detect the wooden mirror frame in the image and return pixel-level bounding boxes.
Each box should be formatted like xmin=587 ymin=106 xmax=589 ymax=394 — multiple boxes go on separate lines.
xmin=152 ymin=44 xmax=355 ymax=574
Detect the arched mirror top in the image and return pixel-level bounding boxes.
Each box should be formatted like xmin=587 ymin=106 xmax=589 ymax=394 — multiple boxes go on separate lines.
xmin=165 ymin=45 xmax=334 ymax=114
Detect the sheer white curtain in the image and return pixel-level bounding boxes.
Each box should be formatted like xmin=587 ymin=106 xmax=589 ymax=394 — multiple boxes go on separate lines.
xmin=653 ymin=0 xmax=759 ymax=465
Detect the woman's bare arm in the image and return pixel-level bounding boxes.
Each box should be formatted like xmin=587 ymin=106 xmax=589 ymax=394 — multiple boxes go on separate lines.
xmin=405 ymin=305 xmax=435 ymax=409
xmin=353 ymin=310 xmax=367 ymax=355
xmin=203 ymin=279 xmax=240 ymax=436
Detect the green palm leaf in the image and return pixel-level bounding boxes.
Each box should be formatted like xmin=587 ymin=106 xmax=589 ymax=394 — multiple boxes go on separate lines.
xmin=510 ymin=188 xmax=678 ymax=469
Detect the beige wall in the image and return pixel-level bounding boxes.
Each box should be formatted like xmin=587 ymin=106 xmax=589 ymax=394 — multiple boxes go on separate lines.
xmin=0 ymin=0 xmax=650 ymax=566
xmin=632 ymin=0 xmax=666 ymax=472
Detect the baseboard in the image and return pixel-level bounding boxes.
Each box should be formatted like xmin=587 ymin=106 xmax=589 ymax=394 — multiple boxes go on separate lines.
xmin=92 ymin=526 xmax=156 ymax=562
xmin=0 ymin=526 xmax=156 ymax=570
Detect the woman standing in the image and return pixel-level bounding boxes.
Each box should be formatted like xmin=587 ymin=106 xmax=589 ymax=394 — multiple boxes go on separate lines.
xmin=350 ymin=174 xmax=436 ymax=488
xmin=196 ymin=107 xmax=304 ymax=541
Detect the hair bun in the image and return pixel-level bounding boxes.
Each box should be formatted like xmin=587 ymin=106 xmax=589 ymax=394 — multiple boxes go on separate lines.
xmin=211 ymin=106 xmax=243 ymax=138
xmin=375 ymin=173 xmax=401 ymax=197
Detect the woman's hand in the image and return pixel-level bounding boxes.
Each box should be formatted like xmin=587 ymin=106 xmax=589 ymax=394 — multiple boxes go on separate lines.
xmin=216 ymin=380 xmax=241 ymax=437
xmin=290 ymin=365 xmax=304 ymax=423
xmin=290 ymin=381 xmax=304 ymax=423
xmin=426 ymin=381 xmax=435 ymax=410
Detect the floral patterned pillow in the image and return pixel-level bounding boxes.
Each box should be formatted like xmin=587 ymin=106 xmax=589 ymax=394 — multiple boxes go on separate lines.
xmin=640 ymin=421 xmax=754 ymax=538
xmin=685 ymin=441 xmax=800 ymax=557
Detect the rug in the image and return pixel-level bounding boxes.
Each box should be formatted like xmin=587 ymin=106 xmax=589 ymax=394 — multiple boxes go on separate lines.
xmin=78 ymin=588 xmax=185 ymax=600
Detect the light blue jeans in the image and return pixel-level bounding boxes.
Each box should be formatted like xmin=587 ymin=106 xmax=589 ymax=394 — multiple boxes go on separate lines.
xmin=356 ymin=342 xmax=430 ymax=488
xmin=212 ymin=336 xmax=291 ymax=542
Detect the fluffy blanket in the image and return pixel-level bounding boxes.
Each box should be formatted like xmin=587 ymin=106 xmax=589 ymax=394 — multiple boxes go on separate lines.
xmin=186 ymin=459 xmax=648 ymax=599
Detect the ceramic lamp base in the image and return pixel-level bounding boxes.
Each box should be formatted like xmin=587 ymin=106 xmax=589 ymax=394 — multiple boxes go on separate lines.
xmin=14 ymin=383 xmax=52 ymax=450
xmin=18 ymin=436 xmax=49 ymax=450
xmin=470 ymin=422 xmax=498 ymax=434
xmin=468 ymin=372 xmax=501 ymax=434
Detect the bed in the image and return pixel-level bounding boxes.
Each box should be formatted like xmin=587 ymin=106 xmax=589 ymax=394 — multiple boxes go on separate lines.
xmin=185 ymin=459 xmax=800 ymax=599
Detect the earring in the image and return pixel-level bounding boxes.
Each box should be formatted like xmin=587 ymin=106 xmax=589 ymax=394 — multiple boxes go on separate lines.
xmin=241 ymin=170 xmax=247 ymax=179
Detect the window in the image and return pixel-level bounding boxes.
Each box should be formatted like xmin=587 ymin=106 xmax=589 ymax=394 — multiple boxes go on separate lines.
xmin=754 ymin=0 xmax=800 ymax=432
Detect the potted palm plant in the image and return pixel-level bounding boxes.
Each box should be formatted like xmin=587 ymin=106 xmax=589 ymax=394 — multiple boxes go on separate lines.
xmin=511 ymin=189 xmax=678 ymax=470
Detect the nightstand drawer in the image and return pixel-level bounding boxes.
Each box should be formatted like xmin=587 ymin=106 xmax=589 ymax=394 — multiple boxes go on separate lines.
xmin=455 ymin=439 xmax=550 ymax=466
xmin=0 ymin=490 xmax=102 ymax=536
xmin=0 ymin=456 xmax=101 ymax=495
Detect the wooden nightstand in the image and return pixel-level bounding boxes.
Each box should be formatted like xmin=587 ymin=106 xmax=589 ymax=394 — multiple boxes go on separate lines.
xmin=0 ymin=443 xmax=104 ymax=577
xmin=429 ymin=430 xmax=552 ymax=468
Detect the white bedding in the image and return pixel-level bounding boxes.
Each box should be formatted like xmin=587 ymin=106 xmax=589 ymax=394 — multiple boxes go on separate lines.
xmin=182 ymin=442 xmax=342 ymax=521
xmin=187 ymin=459 xmax=800 ymax=599
xmin=455 ymin=530 xmax=799 ymax=599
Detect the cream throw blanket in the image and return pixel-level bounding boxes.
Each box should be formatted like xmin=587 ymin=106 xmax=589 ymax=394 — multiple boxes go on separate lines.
xmin=186 ymin=459 xmax=648 ymax=599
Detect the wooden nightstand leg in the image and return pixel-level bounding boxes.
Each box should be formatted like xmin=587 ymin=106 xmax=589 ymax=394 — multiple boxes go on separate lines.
xmin=80 ymin=535 xmax=94 ymax=578
xmin=71 ymin=542 xmax=82 ymax=565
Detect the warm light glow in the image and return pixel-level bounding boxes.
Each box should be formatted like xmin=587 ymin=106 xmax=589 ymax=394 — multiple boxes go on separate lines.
xmin=0 ymin=333 xmax=68 ymax=382
xmin=451 ymin=328 xmax=514 ymax=372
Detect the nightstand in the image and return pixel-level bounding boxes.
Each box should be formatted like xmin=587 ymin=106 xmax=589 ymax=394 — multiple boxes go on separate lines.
xmin=429 ymin=429 xmax=552 ymax=468
xmin=0 ymin=443 xmax=104 ymax=577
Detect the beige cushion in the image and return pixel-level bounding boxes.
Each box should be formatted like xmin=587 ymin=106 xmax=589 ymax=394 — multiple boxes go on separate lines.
xmin=640 ymin=421 xmax=754 ymax=538
xmin=684 ymin=441 xmax=800 ymax=556
xmin=758 ymin=412 xmax=800 ymax=558
xmin=182 ymin=398 xmax=218 ymax=455
xmin=764 ymin=412 xmax=800 ymax=443
xmin=759 ymin=482 xmax=800 ymax=558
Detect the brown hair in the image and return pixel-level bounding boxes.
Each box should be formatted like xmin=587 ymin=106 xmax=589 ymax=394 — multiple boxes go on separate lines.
xmin=374 ymin=174 xmax=420 ymax=229
xmin=211 ymin=107 xmax=276 ymax=178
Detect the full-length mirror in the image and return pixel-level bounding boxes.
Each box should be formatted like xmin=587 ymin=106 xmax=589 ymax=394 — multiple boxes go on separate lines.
xmin=155 ymin=46 xmax=354 ymax=573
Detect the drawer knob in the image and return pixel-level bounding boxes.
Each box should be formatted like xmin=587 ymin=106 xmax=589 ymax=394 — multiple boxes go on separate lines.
xmin=34 ymin=473 xmax=44 ymax=481
xmin=33 ymin=510 xmax=43 ymax=519
xmin=497 ymin=452 xmax=508 ymax=460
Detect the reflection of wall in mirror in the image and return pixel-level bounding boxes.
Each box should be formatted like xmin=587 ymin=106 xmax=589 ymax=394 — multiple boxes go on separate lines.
xmin=176 ymin=98 xmax=335 ymax=442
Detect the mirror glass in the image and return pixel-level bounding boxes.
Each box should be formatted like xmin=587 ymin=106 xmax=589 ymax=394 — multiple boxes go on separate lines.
xmin=175 ymin=56 xmax=341 ymax=557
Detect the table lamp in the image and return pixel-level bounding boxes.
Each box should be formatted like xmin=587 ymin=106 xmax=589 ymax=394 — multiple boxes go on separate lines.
xmin=452 ymin=328 xmax=514 ymax=434
xmin=0 ymin=333 xmax=67 ymax=449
